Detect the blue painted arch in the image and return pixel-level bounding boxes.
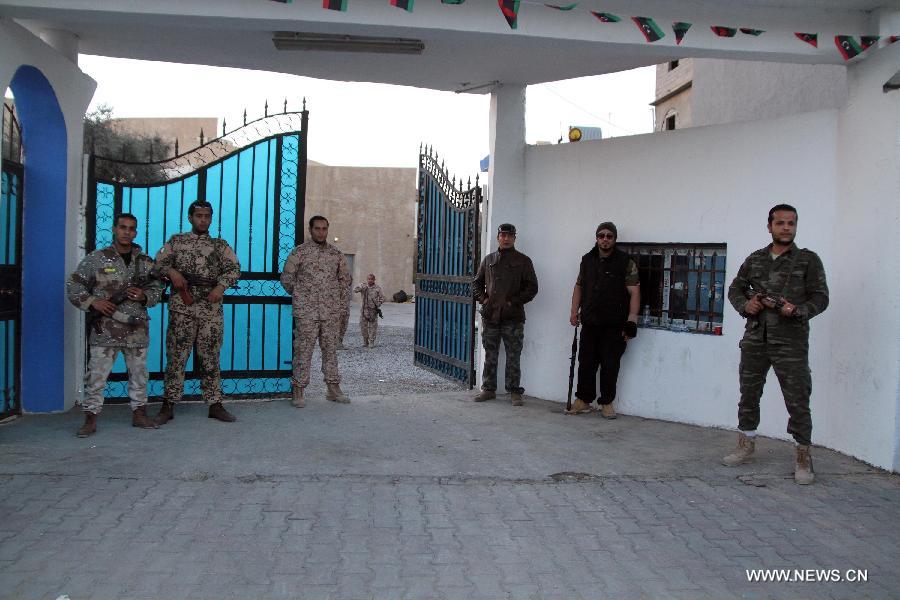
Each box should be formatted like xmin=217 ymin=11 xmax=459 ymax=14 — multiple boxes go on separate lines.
xmin=9 ymin=65 xmax=68 ymax=412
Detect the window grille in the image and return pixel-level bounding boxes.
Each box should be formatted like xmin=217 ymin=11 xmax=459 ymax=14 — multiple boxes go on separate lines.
xmin=618 ymin=242 xmax=727 ymax=334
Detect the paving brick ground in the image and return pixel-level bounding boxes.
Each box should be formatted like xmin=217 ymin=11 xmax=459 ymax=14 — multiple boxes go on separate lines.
xmin=0 ymin=305 xmax=896 ymax=599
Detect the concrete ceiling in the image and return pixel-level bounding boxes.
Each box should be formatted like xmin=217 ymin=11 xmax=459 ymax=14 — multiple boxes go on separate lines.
xmin=0 ymin=1 xmax=896 ymax=91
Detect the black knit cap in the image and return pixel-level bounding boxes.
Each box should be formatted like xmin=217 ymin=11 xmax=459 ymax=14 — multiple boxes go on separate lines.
xmin=595 ymin=221 xmax=617 ymax=238
xmin=497 ymin=223 xmax=517 ymax=235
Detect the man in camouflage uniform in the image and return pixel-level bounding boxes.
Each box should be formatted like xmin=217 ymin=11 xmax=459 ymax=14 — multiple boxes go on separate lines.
xmin=154 ymin=200 xmax=242 ymax=424
xmin=280 ymin=215 xmax=352 ymax=408
xmin=568 ymin=222 xmax=640 ymax=419
xmin=66 ymin=213 xmax=164 ymax=437
xmin=354 ymin=273 xmax=386 ymax=347
xmin=723 ymin=204 xmax=829 ymax=485
xmin=473 ymin=223 xmax=539 ymax=407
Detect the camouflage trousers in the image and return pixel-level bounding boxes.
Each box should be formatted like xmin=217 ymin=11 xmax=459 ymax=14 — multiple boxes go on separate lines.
xmin=164 ymin=310 xmax=224 ymax=405
xmin=339 ymin=309 xmax=350 ymax=344
xmin=82 ymin=345 xmax=148 ymax=414
xmin=481 ymin=320 xmax=525 ymax=394
xmin=738 ymin=333 xmax=812 ymax=445
xmin=360 ymin=316 xmax=379 ymax=346
xmin=292 ymin=318 xmax=341 ymax=388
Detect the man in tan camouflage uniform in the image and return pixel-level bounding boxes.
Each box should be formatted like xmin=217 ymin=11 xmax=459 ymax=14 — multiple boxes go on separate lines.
xmin=354 ymin=273 xmax=386 ymax=347
xmin=154 ymin=200 xmax=241 ymax=424
xmin=66 ymin=213 xmax=164 ymax=437
xmin=723 ymin=204 xmax=829 ymax=485
xmin=280 ymin=215 xmax=351 ymax=408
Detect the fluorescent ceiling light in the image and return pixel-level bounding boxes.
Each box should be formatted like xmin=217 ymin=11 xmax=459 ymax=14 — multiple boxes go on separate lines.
xmin=273 ymin=32 xmax=425 ymax=55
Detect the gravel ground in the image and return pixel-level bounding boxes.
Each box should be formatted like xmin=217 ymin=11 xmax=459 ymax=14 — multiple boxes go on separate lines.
xmin=302 ymin=302 xmax=467 ymax=399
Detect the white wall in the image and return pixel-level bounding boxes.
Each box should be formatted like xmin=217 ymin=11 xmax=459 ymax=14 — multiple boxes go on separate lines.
xmin=831 ymin=43 xmax=900 ymax=471
xmin=515 ymin=108 xmax=900 ymax=466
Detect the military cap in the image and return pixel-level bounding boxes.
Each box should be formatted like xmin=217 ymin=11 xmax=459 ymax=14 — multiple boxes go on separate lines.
xmin=497 ymin=223 xmax=517 ymax=235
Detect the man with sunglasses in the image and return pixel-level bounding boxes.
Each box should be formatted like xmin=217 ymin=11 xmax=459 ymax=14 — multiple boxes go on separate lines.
xmin=568 ymin=222 xmax=640 ymax=419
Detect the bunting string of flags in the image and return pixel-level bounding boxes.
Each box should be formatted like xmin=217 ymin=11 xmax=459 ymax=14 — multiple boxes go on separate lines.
xmin=264 ymin=0 xmax=898 ymax=61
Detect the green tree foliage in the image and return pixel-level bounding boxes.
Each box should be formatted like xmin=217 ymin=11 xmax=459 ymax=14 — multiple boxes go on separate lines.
xmin=84 ymin=104 xmax=173 ymax=182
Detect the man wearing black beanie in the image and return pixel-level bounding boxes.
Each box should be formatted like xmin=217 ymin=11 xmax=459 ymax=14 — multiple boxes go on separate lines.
xmin=568 ymin=222 xmax=640 ymax=418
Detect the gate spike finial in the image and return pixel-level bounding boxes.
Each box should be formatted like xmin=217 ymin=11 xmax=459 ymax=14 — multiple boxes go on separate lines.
xmin=243 ymin=108 xmax=247 ymax=126
xmin=222 ymin=119 xmax=227 ymax=137
xmin=283 ymin=98 xmax=288 ymax=114
xmin=302 ymin=97 xmax=307 ymax=111
xmin=264 ymin=100 xmax=268 ymax=117
xmin=175 ymin=138 xmax=179 ymax=157
xmin=467 ymin=176 xmax=471 ymax=189
xmin=475 ymin=173 xmax=479 ymax=186
xmin=200 ymin=128 xmax=205 ymax=146
xmin=452 ymin=175 xmax=456 ymax=189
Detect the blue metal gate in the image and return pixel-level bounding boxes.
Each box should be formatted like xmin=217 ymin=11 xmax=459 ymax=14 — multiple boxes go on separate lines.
xmin=86 ymin=107 xmax=308 ymax=401
xmin=0 ymin=104 xmax=22 ymax=419
xmin=414 ymin=147 xmax=482 ymax=387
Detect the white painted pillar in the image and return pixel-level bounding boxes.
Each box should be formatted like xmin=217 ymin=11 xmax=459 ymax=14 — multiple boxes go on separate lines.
xmin=477 ymin=83 xmax=526 ymax=392
xmin=38 ymin=29 xmax=79 ymax=63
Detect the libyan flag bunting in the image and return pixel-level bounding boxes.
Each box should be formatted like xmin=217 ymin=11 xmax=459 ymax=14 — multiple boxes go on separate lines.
xmin=323 ymin=0 xmax=346 ymax=10
xmin=795 ymin=32 xmax=818 ymax=47
xmin=499 ymin=0 xmax=520 ymax=29
xmin=672 ymin=22 xmax=691 ymax=45
xmin=591 ymin=12 xmax=621 ymax=23
xmin=632 ymin=17 xmax=664 ymax=42
xmin=390 ymin=0 xmax=414 ymax=10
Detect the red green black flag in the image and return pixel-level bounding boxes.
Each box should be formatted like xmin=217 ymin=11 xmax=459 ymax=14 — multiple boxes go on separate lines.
xmin=499 ymin=0 xmax=520 ymax=30
xmin=711 ymin=26 xmax=737 ymax=38
xmin=672 ymin=22 xmax=691 ymax=45
xmin=889 ymin=36 xmax=900 ymax=45
xmin=835 ymin=36 xmax=863 ymax=60
xmin=545 ymin=3 xmax=577 ymax=10
xmin=795 ymin=32 xmax=818 ymax=47
xmin=323 ymin=0 xmax=346 ymax=10
xmin=591 ymin=12 xmax=621 ymax=23
xmin=441 ymin=0 xmax=465 ymax=3
xmin=390 ymin=0 xmax=414 ymax=10
xmin=632 ymin=17 xmax=664 ymax=42
xmin=740 ymin=28 xmax=765 ymax=36
xmin=860 ymin=36 xmax=880 ymax=50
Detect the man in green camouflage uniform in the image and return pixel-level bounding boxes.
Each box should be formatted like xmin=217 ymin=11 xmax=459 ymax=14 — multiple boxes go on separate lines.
xmin=66 ymin=213 xmax=164 ymax=437
xmin=154 ymin=200 xmax=242 ymax=424
xmin=473 ymin=223 xmax=539 ymax=407
xmin=723 ymin=204 xmax=829 ymax=484
xmin=354 ymin=273 xmax=385 ymax=347
xmin=281 ymin=215 xmax=352 ymax=408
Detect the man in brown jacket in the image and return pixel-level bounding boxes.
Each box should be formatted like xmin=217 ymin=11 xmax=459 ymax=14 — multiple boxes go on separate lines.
xmin=472 ymin=223 xmax=539 ymax=406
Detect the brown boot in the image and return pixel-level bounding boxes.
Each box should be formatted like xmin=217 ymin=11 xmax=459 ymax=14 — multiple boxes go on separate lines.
xmin=565 ymin=398 xmax=592 ymax=414
xmin=325 ymin=384 xmax=350 ymax=404
xmin=600 ymin=403 xmax=617 ymax=419
xmin=473 ymin=389 xmax=496 ymax=402
xmin=291 ymin=386 xmax=305 ymax=408
xmin=794 ymin=445 xmax=815 ymax=485
xmin=155 ymin=400 xmax=175 ymax=426
xmin=76 ymin=412 xmax=98 ymax=438
xmin=510 ymin=392 xmax=524 ymax=406
xmin=722 ymin=432 xmax=755 ymax=467
xmin=132 ymin=406 xmax=159 ymax=429
xmin=208 ymin=402 xmax=237 ymax=422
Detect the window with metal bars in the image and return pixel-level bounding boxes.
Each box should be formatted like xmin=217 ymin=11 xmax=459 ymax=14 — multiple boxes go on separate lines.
xmin=618 ymin=242 xmax=727 ymax=334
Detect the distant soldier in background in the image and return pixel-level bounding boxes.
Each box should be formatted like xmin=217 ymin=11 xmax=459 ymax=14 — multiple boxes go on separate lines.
xmin=154 ymin=200 xmax=241 ymax=425
xmin=66 ymin=213 xmax=164 ymax=437
xmin=281 ymin=215 xmax=352 ymax=408
xmin=354 ymin=273 xmax=386 ymax=347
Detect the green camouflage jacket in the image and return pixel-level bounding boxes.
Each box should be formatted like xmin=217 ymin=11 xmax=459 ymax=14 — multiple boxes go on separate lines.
xmin=66 ymin=245 xmax=164 ymax=348
xmin=155 ymin=231 xmax=241 ymax=319
xmin=728 ymin=243 xmax=829 ymax=338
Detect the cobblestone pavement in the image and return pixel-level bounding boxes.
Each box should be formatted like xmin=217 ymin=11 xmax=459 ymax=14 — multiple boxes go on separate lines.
xmin=0 ymin=303 xmax=896 ymax=599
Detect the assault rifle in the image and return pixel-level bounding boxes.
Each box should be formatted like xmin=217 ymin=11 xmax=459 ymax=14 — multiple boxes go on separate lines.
xmin=85 ymin=273 xmax=158 ymax=335
xmin=172 ymin=274 xmax=220 ymax=306
xmin=743 ymin=282 xmax=785 ymax=311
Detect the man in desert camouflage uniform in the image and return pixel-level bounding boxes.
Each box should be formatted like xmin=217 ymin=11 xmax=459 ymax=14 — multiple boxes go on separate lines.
xmin=354 ymin=274 xmax=386 ymax=347
xmin=66 ymin=213 xmax=164 ymax=437
xmin=280 ymin=215 xmax=351 ymax=408
xmin=723 ymin=204 xmax=829 ymax=485
xmin=154 ymin=200 xmax=241 ymax=424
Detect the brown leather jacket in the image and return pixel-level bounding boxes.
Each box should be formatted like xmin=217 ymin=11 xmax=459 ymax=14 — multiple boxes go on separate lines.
xmin=473 ymin=247 xmax=539 ymax=324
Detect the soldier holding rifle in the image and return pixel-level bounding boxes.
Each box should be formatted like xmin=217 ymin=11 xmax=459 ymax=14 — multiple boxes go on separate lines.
xmin=723 ymin=204 xmax=828 ymax=484
xmin=66 ymin=213 xmax=164 ymax=437
xmin=154 ymin=200 xmax=241 ymax=424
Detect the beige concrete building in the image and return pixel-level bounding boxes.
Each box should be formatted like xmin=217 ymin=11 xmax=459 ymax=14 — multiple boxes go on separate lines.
xmin=112 ymin=116 xmax=218 ymax=155
xmin=652 ymin=58 xmax=847 ymax=131
xmin=306 ymin=162 xmax=417 ymax=299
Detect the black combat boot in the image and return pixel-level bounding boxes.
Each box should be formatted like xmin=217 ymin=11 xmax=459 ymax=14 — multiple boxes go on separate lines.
xmin=155 ymin=400 xmax=175 ymax=426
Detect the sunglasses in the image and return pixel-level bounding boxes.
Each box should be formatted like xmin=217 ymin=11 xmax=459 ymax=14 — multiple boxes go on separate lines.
xmin=596 ymin=233 xmax=615 ymax=239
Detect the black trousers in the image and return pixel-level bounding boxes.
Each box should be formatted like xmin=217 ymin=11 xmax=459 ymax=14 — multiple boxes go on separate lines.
xmin=575 ymin=323 xmax=626 ymax=405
